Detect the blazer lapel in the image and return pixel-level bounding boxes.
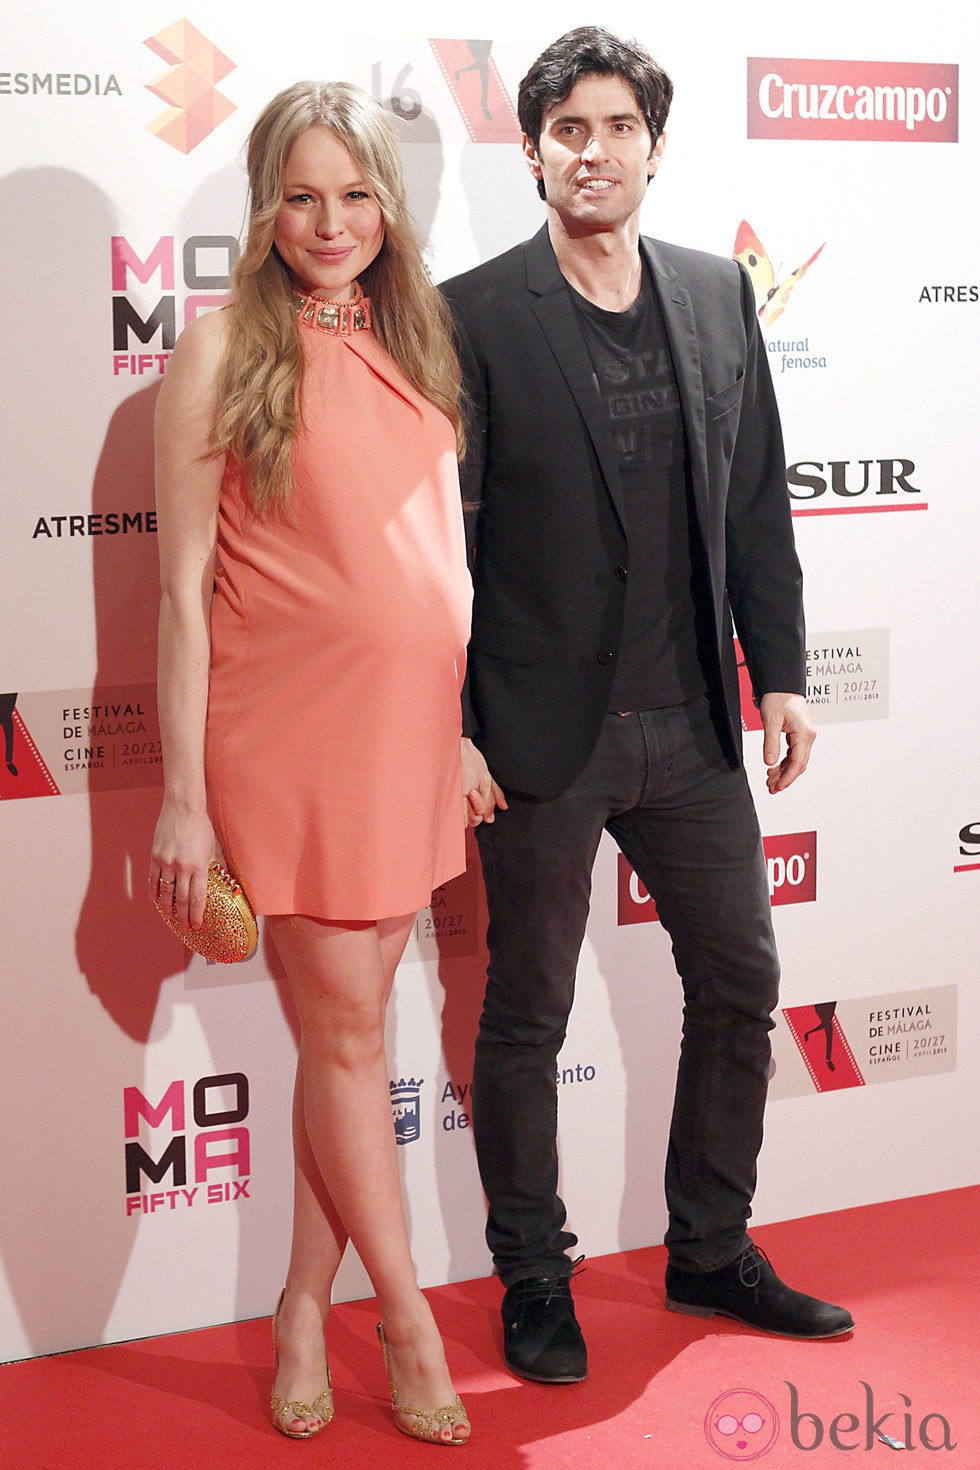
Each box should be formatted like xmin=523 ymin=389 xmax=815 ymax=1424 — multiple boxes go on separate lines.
xmin=640 ymin=237 xmax=712 ymax=547
xmin=524 ymin=227 xmax=627 ymax=532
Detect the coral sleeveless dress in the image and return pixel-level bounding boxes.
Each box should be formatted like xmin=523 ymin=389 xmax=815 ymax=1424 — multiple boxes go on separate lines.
xmin=204 ymin=294 xmax=471 ymax=920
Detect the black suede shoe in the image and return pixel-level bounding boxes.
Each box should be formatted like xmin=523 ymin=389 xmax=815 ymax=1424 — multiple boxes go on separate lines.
xmin=501 ymin=1275 xmax=588 ymax=1382
xmin=665 ymin=1242 xmax=854 ymax=1339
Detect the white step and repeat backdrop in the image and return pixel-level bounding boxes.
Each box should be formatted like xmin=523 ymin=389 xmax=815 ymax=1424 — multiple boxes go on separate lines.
xmin=2 ymin=1 xmax=977 ymax=1362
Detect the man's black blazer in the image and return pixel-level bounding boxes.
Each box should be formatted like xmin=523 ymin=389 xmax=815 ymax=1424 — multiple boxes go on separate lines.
xmin=442 ymin=224 xmax=806 ymax=800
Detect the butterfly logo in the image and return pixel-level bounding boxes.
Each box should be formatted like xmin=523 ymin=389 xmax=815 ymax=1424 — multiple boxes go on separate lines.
xmin=733 ymin=222 xmax=825 ymax=326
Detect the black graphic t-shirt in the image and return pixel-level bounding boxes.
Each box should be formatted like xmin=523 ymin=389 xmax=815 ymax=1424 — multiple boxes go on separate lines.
xmin=571 ymin=272 xmax=707 ymax=710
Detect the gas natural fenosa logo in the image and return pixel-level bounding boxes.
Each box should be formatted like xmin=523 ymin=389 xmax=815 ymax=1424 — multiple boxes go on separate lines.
xmin=733 ymin=222 xmax=824 ymax=328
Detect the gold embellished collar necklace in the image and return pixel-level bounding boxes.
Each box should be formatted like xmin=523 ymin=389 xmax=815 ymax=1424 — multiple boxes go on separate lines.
xmin=291 ymin=280 xmax=371 ymax=336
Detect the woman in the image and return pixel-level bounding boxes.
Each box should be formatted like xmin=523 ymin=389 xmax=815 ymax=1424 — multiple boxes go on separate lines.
xmin=150 ymin=80 xmax=495 ymax=1446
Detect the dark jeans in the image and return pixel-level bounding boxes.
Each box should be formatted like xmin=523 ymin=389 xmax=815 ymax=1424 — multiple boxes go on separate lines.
xmin=472 ymin=695 xmax=779 ymax=1284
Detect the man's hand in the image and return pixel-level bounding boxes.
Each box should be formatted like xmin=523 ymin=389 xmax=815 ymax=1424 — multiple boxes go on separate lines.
xmin=760 ymin=692 xmax=816 ymax=794
xmin=461 ymin=736 xmax=509 ymax=826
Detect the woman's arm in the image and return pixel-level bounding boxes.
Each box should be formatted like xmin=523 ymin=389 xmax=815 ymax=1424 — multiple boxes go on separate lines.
xmin=149 ymin=309 xmax=229 ymax=932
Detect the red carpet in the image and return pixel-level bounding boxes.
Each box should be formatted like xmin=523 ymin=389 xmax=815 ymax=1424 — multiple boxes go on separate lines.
xmin=2 ymin=1188 xmax=976 ymax=1468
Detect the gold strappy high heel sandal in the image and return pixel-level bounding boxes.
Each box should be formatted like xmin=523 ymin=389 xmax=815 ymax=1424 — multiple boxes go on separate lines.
xmin=376 ymin=1321 xmax=470 ymax=1446
xmin=270 ymin=1289 xmax=334 ymax=1439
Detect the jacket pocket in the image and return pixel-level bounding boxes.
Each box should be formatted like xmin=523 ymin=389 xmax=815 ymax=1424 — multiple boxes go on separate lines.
xmin=470 ymin=620 xmax=542 ymax=666
xmin=705 ymin=374 xmax=744 ymax=421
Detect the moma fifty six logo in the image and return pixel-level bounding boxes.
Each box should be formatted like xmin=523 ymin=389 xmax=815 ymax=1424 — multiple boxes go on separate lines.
xmin=125 ymin=1072 xmax=251 ymax=1216
xmin=748 ymin=58 xmax=958 ymax=142
xmin=144 ymin=19 xmax=236 ymax=153
xmin=111 ymin=233 xmax=238 ymax=377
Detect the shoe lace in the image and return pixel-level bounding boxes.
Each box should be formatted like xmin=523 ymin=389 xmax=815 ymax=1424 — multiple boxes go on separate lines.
xmin=516 ymin=1255 xmax=586 ymax=1306
xmin=737 ymin=1242 xmax=770 ymax=1288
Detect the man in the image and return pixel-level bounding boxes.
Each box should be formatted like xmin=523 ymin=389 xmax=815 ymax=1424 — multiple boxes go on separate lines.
xmin=444 ymin=27 xmax=853 ymax=1384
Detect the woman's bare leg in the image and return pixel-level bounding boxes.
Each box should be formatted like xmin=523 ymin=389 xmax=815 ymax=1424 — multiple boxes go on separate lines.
xmin=268 ymin=912 xmax=468 ymax=1444
xmin=270 ymin=914 xmax=409 ymax=1427
xmin=268 ymin=1063 xmax=347 ymax=1432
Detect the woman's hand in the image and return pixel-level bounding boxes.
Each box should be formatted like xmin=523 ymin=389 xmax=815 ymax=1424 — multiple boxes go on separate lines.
xmin=149 ymin=802 xmax=218 ymax=932
xmin=461 ymin=736 xmax=508 ymax=827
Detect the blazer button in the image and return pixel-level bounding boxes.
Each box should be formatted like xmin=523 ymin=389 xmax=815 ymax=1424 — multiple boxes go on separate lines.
xmin=615 ymin=565 xmax=628 ymax=582
xmin=597 ymin=649 xmax=614 ymax=666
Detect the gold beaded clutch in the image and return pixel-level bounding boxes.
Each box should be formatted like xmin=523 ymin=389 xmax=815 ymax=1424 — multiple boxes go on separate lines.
xmin=155 ymin=861 xmax=259 ymax=963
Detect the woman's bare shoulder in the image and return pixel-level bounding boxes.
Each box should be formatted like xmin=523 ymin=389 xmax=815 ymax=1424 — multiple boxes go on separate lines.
xmin=158 ymin=307 xmax=233 ymax=415
xmin=172 ymin=306 xmax=232 ymax=373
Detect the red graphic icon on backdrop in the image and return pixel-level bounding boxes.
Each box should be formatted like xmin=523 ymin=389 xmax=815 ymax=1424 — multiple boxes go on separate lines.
xmin=783 ymin=1002 xmax=865 ymax=1091
xmin=705 ymin=1388 xmax=779 ymax=1460
xmin=734 ymin=639 xmax=763 ymax=732
xmin=733 ymin=222 xmax=825 ymax=326
xmin=430 ymin=40 xmax=521 ymax=142
xmin=0 ymin=694 xmax=60 ymax=800
xmin=145 ymin=19 xmax=236 ymax=154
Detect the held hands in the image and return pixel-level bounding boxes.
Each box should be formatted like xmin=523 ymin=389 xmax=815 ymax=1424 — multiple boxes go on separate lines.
xmin=461 ymin=736 xmax=508 ymax=827
xmin=760 ymin=692 xmax=816 ymax=794
xmin=149 ymin=803 xmax=220 ymax=932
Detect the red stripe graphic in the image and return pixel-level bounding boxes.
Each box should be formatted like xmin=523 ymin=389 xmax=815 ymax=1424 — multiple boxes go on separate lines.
xmin=793 ymin=503 xmax=929 ymax=516
xmin=782 ymin=1004 xmax=864 ymax=1092
xmin=0 ymin=709 xmax=61 ymax=800
xmin=429 ymin=40 xmax=520 ymax=143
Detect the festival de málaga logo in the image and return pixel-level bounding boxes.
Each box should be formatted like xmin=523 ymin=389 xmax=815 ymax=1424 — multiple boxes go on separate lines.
xmin=144 ymin=19 xmax=236 ymax=153
xmin=769 ymin=985 xmax=957 ymax=1101
xmin=0 ymin=686 xmax=163 ymax=800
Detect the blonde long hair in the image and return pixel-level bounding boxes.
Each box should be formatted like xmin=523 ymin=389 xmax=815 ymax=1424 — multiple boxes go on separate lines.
xmin=212 ymin=81 xmax=464 ymax=516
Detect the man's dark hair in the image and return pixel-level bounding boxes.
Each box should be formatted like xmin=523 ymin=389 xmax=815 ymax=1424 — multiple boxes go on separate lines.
xmin=517 ymin=27 xmax=674 ymax=199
